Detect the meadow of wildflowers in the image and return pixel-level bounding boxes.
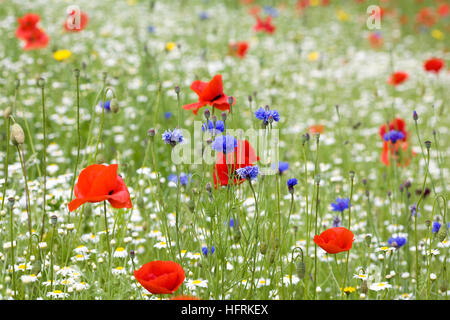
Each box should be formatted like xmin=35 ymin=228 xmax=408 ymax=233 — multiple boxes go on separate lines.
xmin=0 ymin=0 xmax=449 ymax=302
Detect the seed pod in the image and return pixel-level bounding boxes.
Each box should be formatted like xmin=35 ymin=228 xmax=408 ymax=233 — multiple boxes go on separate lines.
xmin=3 ymin=107 xmax=11 ymax=119
xmin=50 ymin=215 xmax=57 ymax=226
xmin=10 ymin=123 xmax=25 ymax=145
xmin=296 ymin=260 xmax=306 ymax=279
xmin=110 ymin=98 xmax=119 ymax=113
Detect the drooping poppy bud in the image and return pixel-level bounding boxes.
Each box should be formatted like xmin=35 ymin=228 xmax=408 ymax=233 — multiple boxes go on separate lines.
xmin=10 ymin=123 xmax=25 ymax=145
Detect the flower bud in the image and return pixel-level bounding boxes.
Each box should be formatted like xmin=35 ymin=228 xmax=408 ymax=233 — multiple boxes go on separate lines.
xmin=73 ymin=68 xmax=80 ymax=78
xmin=349 ymin=171 xmax=355 ymax=179
xmin=296 ymin=260 xmax=306 ymax=279
xmin=174 ymin=86 xmax=180 ymax=94
xmin=221 ymin=112 xmax=227 ymax=122
xmin=227 ymin=96 xmax=234 ymax=105
xmin=413 ymin=110 xmax=418 ymax=121
xmin=424 ymin=141 xmax=431 ymax=150
xmin=259 ymin=242 xmax=267 ymax=255
xmin=110 ymin=98 xmax=119 ymax=113
xmin=10 ymin=123 xmax=25 ymax=145
xmin=437 ymin=228 xmax=447 ymax=242
xmin=204 ymin=109 xmax=210 ymax=120
xmin=365 ymin=234 xmax=372 ymax=247
xmin=50 ymin=215 xmax=57 ymax=226
xmin=147 ymin=128 xmax=156 ymax=137
xmin=7 ymin=197 xmax=15 ymax=208
xmin=3 ymin=107 xmax=12 ymax=119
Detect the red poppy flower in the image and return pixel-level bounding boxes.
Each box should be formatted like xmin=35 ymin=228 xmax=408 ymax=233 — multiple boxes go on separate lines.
xmin=297 ymin=0 xmax=310 ymax=10
xmin=388 ymin=71 xmax=408 ymax=86
xmin=253 ymin=15 xmax=276 ymax=34
xmin=379 ymin=118 xmax=408 ymax=142
xmin=379 ymin=118 xmax=414 ymax=166
xmin=416 ymin=7 xmax=436 ymax=27
xmin=64 ymin=11 xmax=89 ymax=32
xmin=23 ymin=28 xmax=50 ymax=51
xmin=424 ymin=58 xmax=444 ymax=74
xmin=229 ymin=42 xmax=249 ymax=58
xmin=170 ymin=295 xmax=201 ymax=300
xmin=309 ymin=124 xmax=324 ymax=134
xmin=213 ymin=140 xmax=259 ymax=187
xmin=182 ymin=75 xmax=235 ymax=115
xmin=368 ymin=32 xmax=383 ymax=49
xmin=16 ymin=13 xmax=41 ymax=40
xmin=68 ymin=164 xmax=132 ymax=212
xmin=248 ymin=6 xmax=261 ymax=16
xmin=437 ymin=4 xmax=449 ymax=17
xmin=313 ymin=227 xmax=354 ymax=254
xmin=134 ymin=261 xmax=185 ymax=294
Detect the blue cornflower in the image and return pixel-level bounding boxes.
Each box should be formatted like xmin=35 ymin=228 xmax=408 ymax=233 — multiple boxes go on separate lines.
xmin=254 ymin=107 xmax=280 ymax=125
xmin=148 ymin=25 xmax=155 ymax=33
xmin=332 ymin=216 xmax=341 ymax=228
xmin=162 ymin=128 xmax=184 ymax=146
xmin=263 ymin=6 xmax=279 ymax=17
xmin=202 ymin=246 xmax=215 ymax=256
xmin=229 ymin=218 xmax=239 ymax=228
xmin=199 ymin=11 xmax=210 ymax=20
xmin=331 ymin=198 xmax=350 ymax=212
xmin=388 ymin=237 xmax=407 ymax=248
xmin=410 ymin=203 xmax=420 ymax=217
xmin=287 ymin=178 xmax=298 ymax=194
xmin=168 ymin=173 xmax=191 ymax=186
xmin=202 ymin=120 xmax=225 ymax=134
xmin=278 ymin=162 xmax=289 ymax=175
xmin=211 ymin=135 xmax=237 ymax=154
xmin=384 ymin=130 xmax=405 ymax=144
xmin=287 ymin=178 xmax=298 ymax=188
xmin=432 ymin=221 xmax=441 ymax=233
xmin=165 ymin=112 xmax=173 ymax=119
xmin=236 ymin=165 xmax=259 ymax=180
xmin=99 ymin=100 xmax=111 ymax=112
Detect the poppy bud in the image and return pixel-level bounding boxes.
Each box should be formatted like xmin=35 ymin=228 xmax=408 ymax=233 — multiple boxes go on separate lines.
xmin=174 ymin=86 xmax=180 ymax=94
xmin=110 ymin=98 xmax=119 ymax=113
xmin=221 ymin=112 xmax=227 ymax=122
xmin=296 ymin=260 xmax=306 ymax=279
xmin=3 ymin=107 xmax=11 ymax=119
xmin=259 ymin=242 xmax=267 ymax=255
xmin=413 ymin=110 xmax=418 ymax=121
xmin=227 ymin=96 xmax=234 ymax=106
xmin=437 ymin=228 xmax=447 ymax=242
xmin=365 ymin=234 xmax=372 ymax=247
xmin=233 ymin=229 xmax=241 ymax=242
xmin=268 ymin=249 xmax=276 ymax=263
xmin=10 ymin=123 xmax=25 ymax=145
xmin=148 ymin=128 xmax=156 ymax=137
xmin=7 ymin=197 xmax=15 ymax=208
xmin=37 ymin=77 xmax=45 ymax=88
xmin=50 ymin=215 xmax=57 ymax=226
xmin=424 ymin=141 xmax=431 ymax=150
xmin=73 ymin=68 xmax=80 ymax=78
xmin=248 ymin=95 xmax=252 ymax=103
xmin=425 ymin=220 xmax=431 ymax=227
xmin=349 ymin=171 xmax=355 ymax=179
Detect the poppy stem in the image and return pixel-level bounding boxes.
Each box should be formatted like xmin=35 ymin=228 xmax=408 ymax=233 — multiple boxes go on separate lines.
xmin=414 ymin=145 xmax=430 ymax=295
xmin=1 ymin=116 xmax=11 ymax=212
xmin=94 ymin=87 xmax=114 ymax=163
xmin=248 ymin=179 xmax=259 ymax=298
xmin=69 ymin=69 xmax=81 ymax=219
xmin=341 ymin=171 xmax=354 ymax=298
xmin=38 ymin=78 xmax=47 ymax=241
xmin=8 ymin=200 xmax=17 ymax=297
xmin=103 ymin=201 xmax=112 ymax=281
xmin=313 ymin=175 xmax=320 ymax=300
xmin=16 ymin=144 xmax=32 ymax=262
